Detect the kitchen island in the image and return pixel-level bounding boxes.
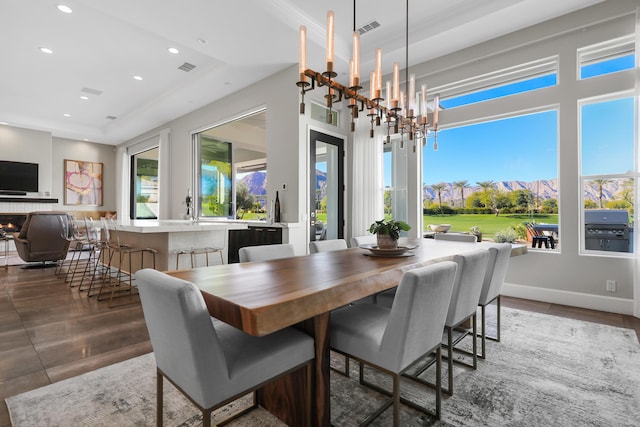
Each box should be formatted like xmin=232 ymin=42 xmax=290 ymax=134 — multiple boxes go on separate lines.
xmin=111 ymin=219 xmax=249 ymax=271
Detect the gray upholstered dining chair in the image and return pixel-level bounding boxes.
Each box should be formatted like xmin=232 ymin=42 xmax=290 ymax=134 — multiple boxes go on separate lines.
xmin=309 ymin=238 xmax=348 ymax=253
xmin=238 ymin=243 xmax=295 ymax=262
xmin=135 ymin=268 xmax=315 ymax=427
xmin=350 ymin=235 xmax=377 ymax=248
xmin=382 ymin=249 xmax=490 ymax=396
xmin=477 ymin=243 xmax=512 ymax=358
xmin=330 ymin=262 xmax=457 ymax=425
xmin=433 ymin=232 xmax=478 ymax=243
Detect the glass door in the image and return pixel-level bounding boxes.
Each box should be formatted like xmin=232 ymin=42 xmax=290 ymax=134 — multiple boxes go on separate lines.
xmin=310 ymin=130 xmax=344 ymax=241
xmin=130 ymin=147 xmax=159 ymax=219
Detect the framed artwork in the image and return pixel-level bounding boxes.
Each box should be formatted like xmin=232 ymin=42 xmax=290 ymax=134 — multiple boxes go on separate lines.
xmin=64 ymin=159 xmax=103 ymax=206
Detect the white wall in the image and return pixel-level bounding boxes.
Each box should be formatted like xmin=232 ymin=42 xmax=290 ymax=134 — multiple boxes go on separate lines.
xmin=403 ymin=0 xmax=638 ymax=314
xmin=0 ymin=125 xmax=116 ymax=213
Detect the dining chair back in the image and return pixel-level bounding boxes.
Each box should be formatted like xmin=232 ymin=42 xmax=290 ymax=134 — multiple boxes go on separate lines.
xmin=238 ymin=243 xmax=295 ymax=262
xmin=477 ymin=243 xmax=511 ymax=358
xmin=434 ymin=233 xmax=477 ymax=243
xmin=439 ymin=249 xmax=490 ymax=395
xmin=330 ymin=261 xmax=457 ymax=424
xmin=309 ymin=239 xmax=348 ymax=253
xmin=350 ymin=235 xmax=376 ymax=248
xmin=136 ymin=268 xmax=314 ymax=426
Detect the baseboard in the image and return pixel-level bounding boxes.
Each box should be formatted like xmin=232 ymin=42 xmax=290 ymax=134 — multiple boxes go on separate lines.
xmin=502 ymin=282 xmax=635 ymax=316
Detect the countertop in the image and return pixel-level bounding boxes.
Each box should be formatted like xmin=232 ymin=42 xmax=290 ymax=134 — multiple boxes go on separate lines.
xmin=114 ymin=219 xmax=298 ymax=233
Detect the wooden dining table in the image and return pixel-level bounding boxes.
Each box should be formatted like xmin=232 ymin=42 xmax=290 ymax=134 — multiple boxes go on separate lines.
xmin=166 ymin=238 xmax=525 ymax=426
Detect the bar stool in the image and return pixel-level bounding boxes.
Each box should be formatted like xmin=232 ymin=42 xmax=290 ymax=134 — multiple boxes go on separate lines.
xmin=96 ymin=218 xmax=157 ymax=305
xmin=175 ymin=246 xmax=223 ymax=269
xmin=78 ymin=217 xmax=109 ymax=295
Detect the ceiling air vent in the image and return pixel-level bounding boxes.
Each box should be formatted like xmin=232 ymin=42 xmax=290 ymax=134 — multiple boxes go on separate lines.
xmin=105 ymin=116 xmax=117 ymax=120
xmin=357 ymin=19 xmax=380 ymax=35
xmin=81 ymin=87 xmax=103 ymax=96
xmin=178 ymin=62 xmax=196 ymax=72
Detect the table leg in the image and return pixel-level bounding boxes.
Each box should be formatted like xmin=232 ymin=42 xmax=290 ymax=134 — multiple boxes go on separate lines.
xmin=257 ymin=312 xmax=331 ymax=427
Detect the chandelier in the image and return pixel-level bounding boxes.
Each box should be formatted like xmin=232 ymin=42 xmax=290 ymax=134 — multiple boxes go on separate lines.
xmin=296 ymin=0 xmax=440 ymax=151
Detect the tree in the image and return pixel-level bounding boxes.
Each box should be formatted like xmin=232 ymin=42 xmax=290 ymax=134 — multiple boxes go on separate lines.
xmin=510 ymin=189 xmax=534 ymax=210
xmin=591 ymin=179 xmax=611 ymax=208
xmin=452 ymin=180 xmax=469 ymax=207
xmin=541 ymin=198 xmax=558 ymax=213
xmin=430 ymin=183 xmax=447 ymax=210
xmin=235 ymin=183 xmax=255 ymax=219
xmin=384 ymin=190 xmax=392 ymax=215
xmin=476 ymin=180 xmax=495 ymax=208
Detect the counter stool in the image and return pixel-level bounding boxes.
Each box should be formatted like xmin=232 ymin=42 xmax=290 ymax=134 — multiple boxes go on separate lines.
xmin=96 ymin=218 xmax=157 ymax=306
xmin=175 ymin=246 xmax=223 ymax=269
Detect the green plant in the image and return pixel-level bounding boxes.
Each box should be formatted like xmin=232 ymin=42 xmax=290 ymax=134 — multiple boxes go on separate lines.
xmin=368 ymin=219 xmax=411 ymax=240
xmin=470 ymin=225 xmax=481 ymax=234
xmin=493 ymin=228 xmax=518 ymax=243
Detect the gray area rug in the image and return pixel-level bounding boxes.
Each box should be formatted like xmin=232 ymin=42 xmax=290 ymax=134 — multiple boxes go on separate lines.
xmin=6 ymin=307 xmax=640 ymax=426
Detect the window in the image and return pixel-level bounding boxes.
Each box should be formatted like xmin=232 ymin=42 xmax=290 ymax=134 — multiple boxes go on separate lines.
xmin=198 ymin=137 xmax=232 ymax=218
xmin=435 ymin=57 xmax=558 ymax=110
xmin=383 ymin=137 xmax=409 ymax=223
xmin=423 ymin=110 xmax=559 ymax=246
xmin=580 ymin=95 xmax=636 ymax=254
xmin=130 ymin=147 xmax=158 ymax=219
xmin=578 ymin=35 xmax=635 ymax=80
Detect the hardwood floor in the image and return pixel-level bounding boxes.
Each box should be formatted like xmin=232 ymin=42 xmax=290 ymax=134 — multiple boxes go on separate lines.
xmin=1 ymin=263 xmax=639 ymax=427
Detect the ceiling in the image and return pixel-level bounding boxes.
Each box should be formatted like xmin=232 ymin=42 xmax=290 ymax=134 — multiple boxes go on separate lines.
xmin=0 ymin=0 xmax=604 ymax=145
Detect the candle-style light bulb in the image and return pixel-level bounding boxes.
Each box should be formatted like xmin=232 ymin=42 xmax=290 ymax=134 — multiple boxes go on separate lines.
xmin=375 ymin=48 xmax=382 ymax=97
xmin=433 ymin=94 xmax=440 ymax=128
xmin=421 ymin=84 xmax=427 ymax=123
xmin=326 ymin=11 xmax=335 ymax=72
xmin=386 ymin=80 xmax=392 ymax=108
xmin=408 ymin=74 xmax=415 ymax=114
xmin=352 ymin=31 xmax=360 ymax=85
xmin=392 ymin=62 xmax=400 ymax=105
xmin=299 ymin=26 xmax=307 ymax=82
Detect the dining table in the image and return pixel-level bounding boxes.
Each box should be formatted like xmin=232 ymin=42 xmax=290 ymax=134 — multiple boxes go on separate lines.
xmin=166 ymin=238 xmax=526 ymax=426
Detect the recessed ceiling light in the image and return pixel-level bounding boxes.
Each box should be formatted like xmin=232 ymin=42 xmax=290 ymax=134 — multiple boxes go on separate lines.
xmin=133 ymin=75 xmax=143 ymax=81
xmin=168 ymin=47 xmax=179 ymax=54
xmin=39 ymin=47 xmax=53 ymax=54
xmin=80 ymin=96 xmax=89 ymax=100
xmin=57 ymin=4 xmax=72 ymax=13
xmin=63 ymin=113 xmax=71 ymax=117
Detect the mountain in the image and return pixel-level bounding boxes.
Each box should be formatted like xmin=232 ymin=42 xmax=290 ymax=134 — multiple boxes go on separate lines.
xmin=423 ymin=178 xmax=627 ymax=206
xmin=422 ymin=179 xmax=559 ymax=205
xmin=239 ymin=171 xmax=267 ymax=196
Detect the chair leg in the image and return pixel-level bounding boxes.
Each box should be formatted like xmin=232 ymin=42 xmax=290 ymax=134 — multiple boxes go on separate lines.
xmin=157 ymin=369 xmax=163 ymax=427
xmin=446 ymin=326 xmax=453 ymax=396
xmin=202 ymin=408 xmax=212 ymax=427
xmin=496 ymin=295 xmax=501 ymax=342
xmin=392 ymin=373 xmax=400 ymax=427
xmin=481 ymin=304 xmax=487 ymax=359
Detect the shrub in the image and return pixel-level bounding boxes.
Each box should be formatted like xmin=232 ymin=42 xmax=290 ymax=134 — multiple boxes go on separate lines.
xmin=493 ymin=228 xmax=518 ymax=243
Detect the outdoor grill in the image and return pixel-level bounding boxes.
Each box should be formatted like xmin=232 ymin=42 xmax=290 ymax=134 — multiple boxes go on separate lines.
xmin=584 ymin=209 xmax=631 ymax=252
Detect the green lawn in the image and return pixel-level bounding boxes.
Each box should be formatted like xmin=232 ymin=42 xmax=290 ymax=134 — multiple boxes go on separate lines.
xmin=423 ymin=213 xmax=558 ymax=238
xmin=238 ymin=211 xmax=557 ymax=240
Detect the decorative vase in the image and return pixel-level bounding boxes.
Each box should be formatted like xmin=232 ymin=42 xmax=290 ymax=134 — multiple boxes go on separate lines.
xmin=376 ymin=233 xmax=398 ymax=249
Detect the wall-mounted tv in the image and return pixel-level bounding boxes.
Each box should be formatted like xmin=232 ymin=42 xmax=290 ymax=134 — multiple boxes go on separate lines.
xmin=0 ymin=160 xmax=39 ymax=195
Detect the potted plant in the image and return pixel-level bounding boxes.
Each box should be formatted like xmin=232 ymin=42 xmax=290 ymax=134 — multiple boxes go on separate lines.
xmin=470 ymin=225 xmax=482 ymax=242
xmin=368 ymin=219 xmax=411 ymax=249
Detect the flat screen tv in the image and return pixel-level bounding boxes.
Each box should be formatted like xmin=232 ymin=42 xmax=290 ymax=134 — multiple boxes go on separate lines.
xmin=0 ymin=160 xmax=39 ymax=195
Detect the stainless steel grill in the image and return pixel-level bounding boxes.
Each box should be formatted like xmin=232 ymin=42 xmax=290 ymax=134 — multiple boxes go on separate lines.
xmin=585 ymin=209 xmax=631 ymax=252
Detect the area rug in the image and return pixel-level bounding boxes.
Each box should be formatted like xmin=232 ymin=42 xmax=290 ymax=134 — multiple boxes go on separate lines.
xmin=6 ymin=308 xmax=640 ymax=426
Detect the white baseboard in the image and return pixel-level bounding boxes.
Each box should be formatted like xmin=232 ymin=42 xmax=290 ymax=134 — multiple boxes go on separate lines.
xmin=502 ymin=282 xmax=635 ymax=316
